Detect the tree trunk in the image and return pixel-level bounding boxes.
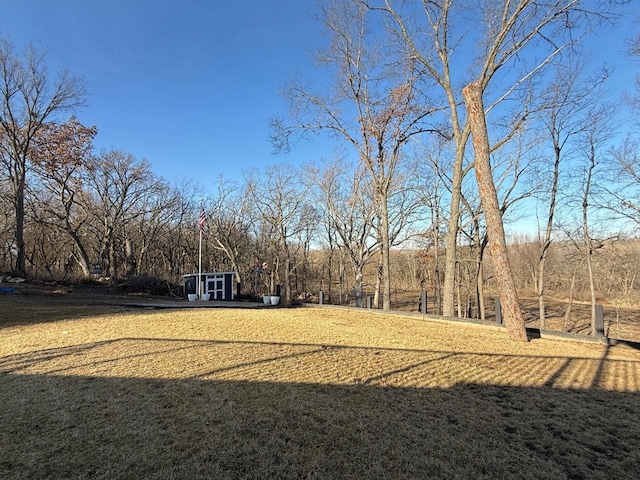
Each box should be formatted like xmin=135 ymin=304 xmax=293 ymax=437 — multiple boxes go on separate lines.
xmin=338 ymin=255 xmax=345 ymax=305
xmin=125 ymin=237 xmax=136 ymax=279
xmin=8 ymin=154 xmax=28 ymax=277
xmin=456 ymin=260 xmax=462 ymax=318
xmin=354 ymin=266 xmax=364 ymax=308
xmin=379 ymin=192 xmax=392 ymax=310
xmin=285 ymin=254 xmax=293 ymax=304
xmin=326 ymin=234 xmax=334 ymax=303
xmin=373 ymin=256 xmax=382 ymax=309
xmin=477 ymin=237 xmax=487 ymax=321
xmin=563 ymin=261 xmax=581 ymax=331
xmin=538 ymin=143 xmax=561 ymax=328
xmin=433 ymin=214 xmax=442 ymax=316
xmin=537 ymin=257 xmax=547 ymax=328
xmin=462 ymin=81 xmax=528 ymax=342
xmin=108 ymin=238 xmax=117 ymax=281
xmin=68 ymin=230 xmax=92 ymax=278
xmin=583 ymin=144 xmax=598 ymax=336
xmin=442 ymin=141 xmax=466 ymax=316
xmin=13 ymin=173 xmax=27 ymax=277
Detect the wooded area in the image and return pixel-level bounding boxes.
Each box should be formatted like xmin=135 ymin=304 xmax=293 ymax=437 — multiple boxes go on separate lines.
xmin=1 ymin=1 xmax=638 ymax=341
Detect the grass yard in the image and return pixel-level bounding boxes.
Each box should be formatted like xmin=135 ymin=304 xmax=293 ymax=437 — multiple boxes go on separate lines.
xmin=1 ymin=295 xmax=639 ymax=479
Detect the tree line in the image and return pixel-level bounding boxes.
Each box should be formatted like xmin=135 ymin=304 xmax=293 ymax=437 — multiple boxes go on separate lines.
xmin=1 ymin=1 xmax=638 ymax=342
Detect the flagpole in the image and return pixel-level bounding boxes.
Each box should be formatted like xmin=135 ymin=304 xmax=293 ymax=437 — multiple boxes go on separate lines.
xmin=198 ymin=226 xmax=202 ymax=298
xmin=197 ymin=205 xmax=206 ymax=300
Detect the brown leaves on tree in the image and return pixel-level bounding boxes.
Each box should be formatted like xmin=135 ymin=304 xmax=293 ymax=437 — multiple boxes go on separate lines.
xmin=29 ymin=116 xmax=97 ymax=172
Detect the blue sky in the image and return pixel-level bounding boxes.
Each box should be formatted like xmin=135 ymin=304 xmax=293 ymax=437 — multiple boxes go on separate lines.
xmin=0 ymin=0 xmax=637 ymax=194
xmin=1 ymin=0 xmax=329 ymax=184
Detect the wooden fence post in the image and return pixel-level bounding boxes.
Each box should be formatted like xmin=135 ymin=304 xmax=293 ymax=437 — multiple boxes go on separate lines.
xmin=420 ymin=290 xmax=427 ymax=314
xmin=594 ymin=304 xmax=605 ymax=338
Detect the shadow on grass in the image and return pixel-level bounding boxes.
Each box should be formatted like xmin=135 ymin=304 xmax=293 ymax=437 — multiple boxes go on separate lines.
xmin=0 ymin=294 xmax=139 ymax=328
xmin=1 ymin=374 xmax=639 ymax=480
xmin=1 ymin=338 xmax=639 ymax=480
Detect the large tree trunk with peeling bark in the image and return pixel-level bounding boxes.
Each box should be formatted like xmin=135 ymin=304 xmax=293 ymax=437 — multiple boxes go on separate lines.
xmin=462 ymin=81 xmax=528 ymax=342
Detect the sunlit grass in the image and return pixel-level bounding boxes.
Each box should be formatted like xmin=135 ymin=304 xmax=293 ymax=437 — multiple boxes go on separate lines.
xmin=1 ymin=301 xmax=639 ymax=479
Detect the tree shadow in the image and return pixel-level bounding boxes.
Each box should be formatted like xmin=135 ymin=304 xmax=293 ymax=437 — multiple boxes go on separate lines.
xmin=1 ymin=338 xmax=639 ymax=479
xmin=0 ymin=293 xmax=135 ymax=328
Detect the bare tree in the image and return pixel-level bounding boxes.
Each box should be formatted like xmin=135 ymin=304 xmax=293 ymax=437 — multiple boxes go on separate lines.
xmin=582 ymin=139 xmax=599 ymax=335
xmin=85 ymin=150 xmax=164 ymax=280
xmin=455 ymin=129 xmax=537 ymax=321
xmin=372 ymin=0 xmax=620 ymax=340
xmin=0 ymin=39 xmax=86 ymax=276
xmin=0 ymin=170 xmax=13 ymax=270
xmin=533 ymin=61 xmax=610 ymax=327
xmin=126 ymin=179 xmax=180 ymax=278
xmin=628 ymin=21 xmax=640 ymax=120
xmin=366 ymin=0 xmax=473 ymax=318
xmin=604 ymin=139 xmax=640 ymax=226
xmin=580 ymin=103 xmax=616 ymax=335
xmin=315 ymin=159 xmax=380 ymax=307
xmin=246 ymin=164 xmax=314 ymax=304
xmin=272 ymin=0 xmax=441 ymax=309
xmin=27 ymin=117 xmax=97 ymax=277
xmin=207 ymin=177 xmax=253 ymax=292
xmin=157 ymin=179 xmax=205 ymax=281
xmin=595 ymin=20 xmax=640 ymax=234
xmin=463 ymin=81 xmax=527 ymax=339
xmin=413 ymin=140 xmax=459 ymax=314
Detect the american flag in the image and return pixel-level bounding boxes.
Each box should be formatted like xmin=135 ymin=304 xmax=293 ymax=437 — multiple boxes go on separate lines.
xmin=198 ymin=208 xmax=207 ymax=233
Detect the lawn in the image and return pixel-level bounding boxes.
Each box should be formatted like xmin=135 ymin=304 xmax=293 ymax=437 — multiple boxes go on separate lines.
xmin=1 ymin=295 xmax=639 ymax=479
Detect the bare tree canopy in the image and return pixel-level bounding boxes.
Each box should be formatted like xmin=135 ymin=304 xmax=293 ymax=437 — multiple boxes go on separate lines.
xmin=272 ymin=0 xmax=442 ymax=309
xmin=359 ymin=0 xmax=625 ymax=339
xmin=0 ymin=38 xmax=86 ymax=276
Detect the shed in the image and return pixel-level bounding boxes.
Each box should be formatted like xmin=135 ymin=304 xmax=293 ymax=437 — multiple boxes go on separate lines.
xmin=183 ymin=272 xmax=235 ymax=300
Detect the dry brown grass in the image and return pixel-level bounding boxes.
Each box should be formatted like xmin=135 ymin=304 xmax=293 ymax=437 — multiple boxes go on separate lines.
xmin=1 ymin=293 xmax=639 ymax=479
